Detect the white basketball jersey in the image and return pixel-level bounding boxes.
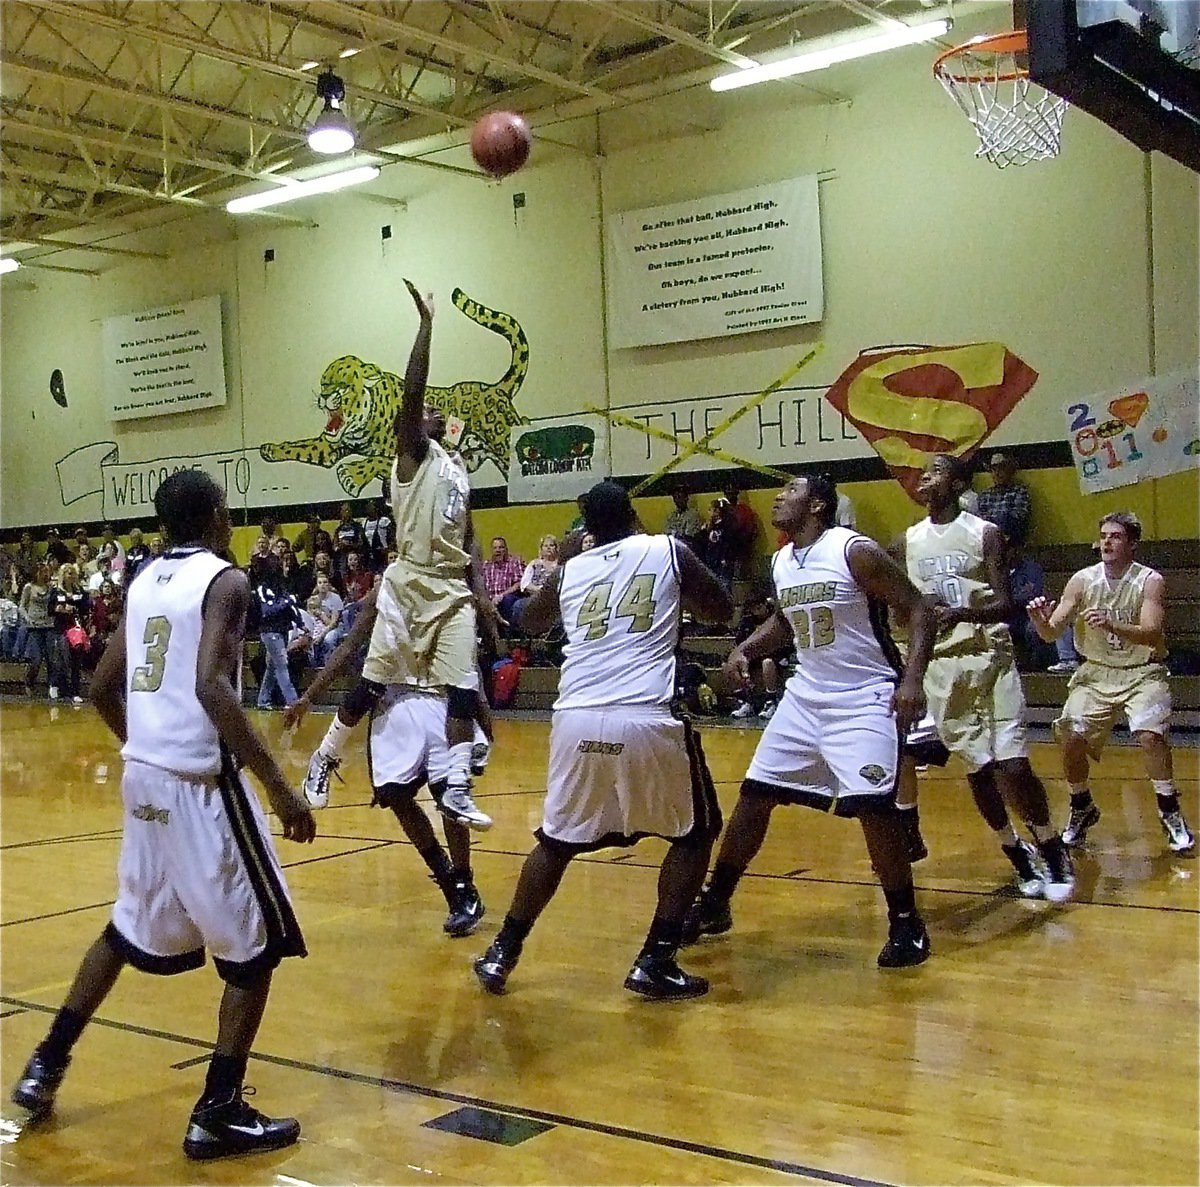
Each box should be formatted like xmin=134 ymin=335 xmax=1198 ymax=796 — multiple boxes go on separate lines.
xmin=905 ymin=511 xmax=1008 ymax=657
xmin=390 ymin=440 xmax=471 ymax=580
xmin=771 ymin=528 xmax=901 ymax=692
xmin=555 ymin=534 xmax=681 ymax=711
xmin=1074 ymin=561 xmax=1164 ymax=667
xmin=121 ymin=548 xmax=233 ymax=777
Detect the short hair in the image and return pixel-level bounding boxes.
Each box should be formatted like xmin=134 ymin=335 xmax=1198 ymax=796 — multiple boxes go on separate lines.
xmin=932 ymin=452 xmax=972 ymax=489
xmin=154 ymin=470 xmax=224 ymax=545
xmin=582 ymin=480 xmax=635 ymax=543
xmin=1099 ymin=511 xmax=1142 ymax=543
xmin=807 ymin=473 xmax=838 ymax=528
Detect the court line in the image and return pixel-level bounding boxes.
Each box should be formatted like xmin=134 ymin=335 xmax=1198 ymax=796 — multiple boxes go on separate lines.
xmin=0 ymin=829 xmax=122 ymax=852
xmin=0 ymin=1008 xmax=28 ymax=1018
xmin=1 ymin=900 xmax=115 ymax=929
xmin=0 ymin=994 xmax=894 ymax=1187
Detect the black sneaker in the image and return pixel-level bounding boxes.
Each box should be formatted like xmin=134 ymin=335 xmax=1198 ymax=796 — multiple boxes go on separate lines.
xmin=183 ymin=1088 xmax=301 ymax=1161
xmin=877 ymin=916 xmax=931 ymax=968
xmin=1062 ymin=801 xmax=1101 ymax=847
xmin=680 ymin=888 xmax=733 ymax=946
xmin=443 ymin=879 xmax=486 ymax=937
xmin=899 ymin=812 xmax=928 ymax=863
xmin=1002 ymin=839 xmax=1046 ymax=898
xmin=1037 ymin=836 xmax=1076 ymax=903
xmin=473 ymin=940 xmax=519 ymax=995
xmin=11 ymin=1050 xmax=69 ymax=1119
xmin=623 ymin=954 xmax=709 ymax=1000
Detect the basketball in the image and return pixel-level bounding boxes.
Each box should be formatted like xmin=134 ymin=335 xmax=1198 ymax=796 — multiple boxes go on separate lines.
xmin=469 ymin=111 xmax=531 ymax=178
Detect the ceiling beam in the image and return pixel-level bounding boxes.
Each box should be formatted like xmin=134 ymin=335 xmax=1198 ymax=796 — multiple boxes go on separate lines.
xmin=587 ymin=1 xmax=759 ymax=70
xmin=0 ymin=234 xmax=169 ymax=258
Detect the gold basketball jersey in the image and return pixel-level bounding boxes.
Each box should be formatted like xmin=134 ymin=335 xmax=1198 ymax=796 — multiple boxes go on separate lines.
xmin=389 ymin=441 xmax=471 ymax=581
xmin=1074 ymin=561 xmax=1164 ymax=667
xmin=905 ymin=511 xmax=1007 ymax=657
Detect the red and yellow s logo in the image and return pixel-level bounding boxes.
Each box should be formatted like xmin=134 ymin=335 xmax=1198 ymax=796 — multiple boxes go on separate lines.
xmin=824 ymin=343 xmax=1038 ymax=499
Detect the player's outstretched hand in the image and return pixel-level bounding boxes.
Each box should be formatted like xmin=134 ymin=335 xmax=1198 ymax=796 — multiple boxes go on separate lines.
xmin=283 ymin=695 xmax=311 ymax=731
xmin=403 ymin=278 xmax=435 ymax=321
xmin=891 ymin=677 xmax=925 ymax=734
xmin=270 ymin=786 xmax=317 ymax=844
xmin=1026 ymin=595 xmax=1056 ymax=626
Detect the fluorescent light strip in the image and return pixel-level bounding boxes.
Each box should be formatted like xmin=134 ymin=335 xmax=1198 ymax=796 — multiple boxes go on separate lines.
xmin=226 ymin=166 xmax=380 ymax=213
xmin=711 ymin=17 xmax=950 ymax=91
xmin=0 ymin=257 xmax=20 ymax=274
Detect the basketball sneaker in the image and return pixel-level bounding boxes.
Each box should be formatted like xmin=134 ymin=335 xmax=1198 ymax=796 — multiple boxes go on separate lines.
xmin=443 ymin=877 xmax=485 ymax=938
xmin=474 ymin=940 xmax=520 ymax=994
xmin=11 ymin=1050 xmax=69 ymax=1119
xmin=899 ymin=810 xmax=928 ymax=863
xmin=183 ymin=1088 xmax=300 ymax=1161
xmin=730 ymin=700 xmax=755 ymax=719
xmin=439 ymin=783 xmax=492 ymax=831
xmin=680 ymin=887 xmax=733 ymax=945
xmin=1159 ymin=809 xmax=1195 ymax=853
xmin=877 ymin=915 xmax=931 ymax=968
xmin=1002 ymin=839 xmax=1046 ymax=898
xmin=469 ymin=740 xmax=491 ymax=777
xmin=758 ymin=700 xmax=777 ymax=720
xmin=301 ymin=750 xmax=342 ymax=810
xmin=624 ymin=954 xmax=709 ymax=1000
xmin=1037 ymin=837 xmax=1076 ymax=903
xmin=1061 ymin=801 xmax=1101 ymax=847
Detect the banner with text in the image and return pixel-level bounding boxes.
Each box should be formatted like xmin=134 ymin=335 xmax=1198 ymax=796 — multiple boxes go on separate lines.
xmin=102 ymin=295 xmax=227 ymax=421
xmin=1066 ymin=370 xmax=1200 ymax=494
xmin=506 ymin=414 xmax=610 ymax=503
xmin=606 ymin=177 xmax=822 ymax=348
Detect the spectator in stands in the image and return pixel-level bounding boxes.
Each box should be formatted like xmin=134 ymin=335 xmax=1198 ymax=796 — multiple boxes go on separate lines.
xmin=270 ymin=537 xmax=293 ymax=563
xmin=312 ymin=528 xmax=335 ymax=560
xmin=976 ymin=451 xmax=1032 ymax=545
xmin=281 ymin=546 xmax=313 ymax=603
xmin=509 ymin=536 xmax=559 ymax=630
xmin=723 ymin=485 xmax=760 ymax=577
xmin=86 ymin=551 xmax=119 ymax=595
xmin=332 ymin=503 xmax=366 ymax=577
xmin=248 ymin=535 xmax=274 ymax=583
xmin=98 ymin=524 xmax=125 ymax=578
xmin=705 ymin=499 xmax=738 ymax=590
xmin=729 ymin=591 xmax=791 ymax=720
xmin=581 ymin=533 xmax=596 ymax=552
xmin=44 ymin=528 xmax=71 ymax=568
xmin=76 ymin=542 xmax=100 ymax=585
xmin=88 ymin=579 xmax=123 ymax=663
xmin=292 ymin=513 xmax=324 ymax=561
xmin=665 ymin=491 xmax=705 ymax=554
xmin=124 ymin=528 xmax=150 ymax=583
xmin=13 ymin=531 xmax=39 ymax=586
xmin=148 ymin=536 xmax=164 ymax=560
xmin=253 ymin=557 xmax=302 ymax=710
xmin=341 ymin=550 xmax=373 ymax=604
xmin=48 ymin=562 xmax=90 ymax=703
xmin=260 ymin=515 xmax=281 ymax=544
xmin=1 ymin=587 xmax=21 ymax=661
xmin=568 ymin=494 xmax=587 ymax=534
xmin=482 ymin=537 xmax=525 ymax=628
xmin=362 ymin=501 xmax=393 ymax=573
xmin=312 ymin=572 xmax=344 ymax=646
xmin=19 ymin=563 xmax=54 ymax=696
xmin=71 ymin=527 xmax=91 ymax=556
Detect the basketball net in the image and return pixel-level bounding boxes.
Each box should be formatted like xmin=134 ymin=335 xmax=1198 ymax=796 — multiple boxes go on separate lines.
xmin=934 ymin=30 xmax=1068 ymax=168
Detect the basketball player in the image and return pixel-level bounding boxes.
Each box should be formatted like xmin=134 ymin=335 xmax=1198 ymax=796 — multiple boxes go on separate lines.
xmin=686 ymin=474 xmax=938 ymax=968
xmin=1028 ymin=511 xmax=1193 ymax=853
xmin=10 ymin=470 xmax=315 ymax=1160
xmin=302 ymin=280 xmax=493 ymax=831
xmin=896 ymin=454 xmax=1074 ymax=900
xmin=473 ymin=481 xmax=733 ymax=999
xmin=286 ymin=586 xmax=488 ymax=935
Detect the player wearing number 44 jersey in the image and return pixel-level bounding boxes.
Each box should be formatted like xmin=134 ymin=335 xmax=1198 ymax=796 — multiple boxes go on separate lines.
xmin=685 ymin=474 xmax=940 ymax=969
xmin=897 ymin=455 xmax=1075 ymax=902
xmin=474 ymin=481 xmax=733 ymax=1001
xmin=11 ymin=470 xmax=315 ymax=1161
xmin=1028 ymin=511 xmax=1193 ymax=854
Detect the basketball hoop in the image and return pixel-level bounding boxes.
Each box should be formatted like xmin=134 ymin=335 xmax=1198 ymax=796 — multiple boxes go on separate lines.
xmin=933 ymin=30 xmax=1068 ymax=168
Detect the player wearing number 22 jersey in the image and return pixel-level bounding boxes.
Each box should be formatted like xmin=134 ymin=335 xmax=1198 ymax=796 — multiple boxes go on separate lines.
xmin=474 ymin=481 xmax=733 ymax=1001
xmin=685 ymin=475 xmax=939 ymax=970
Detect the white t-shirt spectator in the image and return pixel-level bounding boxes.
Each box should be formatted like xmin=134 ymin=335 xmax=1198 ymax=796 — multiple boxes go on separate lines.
xmin=835 ymin=492 xmax=856 ymax=529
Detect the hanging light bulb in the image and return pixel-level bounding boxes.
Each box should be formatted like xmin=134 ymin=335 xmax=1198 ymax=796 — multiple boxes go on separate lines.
xmin=308 ymin=69 xmax=356 ymax=154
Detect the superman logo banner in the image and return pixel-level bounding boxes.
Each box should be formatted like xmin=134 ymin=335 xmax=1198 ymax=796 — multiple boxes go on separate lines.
xmin=823 ymin=343 xmax=1038 ymax=498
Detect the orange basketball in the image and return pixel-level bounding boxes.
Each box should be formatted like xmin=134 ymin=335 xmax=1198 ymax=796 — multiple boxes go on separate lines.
xmin=470 ymin=111 xmax=531 ymax=178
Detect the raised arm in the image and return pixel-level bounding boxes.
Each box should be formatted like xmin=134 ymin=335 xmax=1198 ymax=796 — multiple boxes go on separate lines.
xmin=1027 ymin=571 xmax=1084 ymax=642
xmin=197 ymin=569 xmax=315 ymax=843
xmin=848 ymin=538 xmax=936 ymax=731
xmin=396 ymin=279 xmax=434 ymax=467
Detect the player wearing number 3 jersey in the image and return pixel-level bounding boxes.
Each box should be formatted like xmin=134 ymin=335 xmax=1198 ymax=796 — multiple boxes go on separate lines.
xmin=900 ymin=454 xmax=1074 ymax=901
xmin=473 ymin=481 xmax=733 ymax=1001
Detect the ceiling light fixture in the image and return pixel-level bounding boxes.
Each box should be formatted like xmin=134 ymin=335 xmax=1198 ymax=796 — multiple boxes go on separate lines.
xmin=300 ymin=60 xmax=320 ymax=71
xmin=308 ymin=68 xmax=356 ymax=154
xmin=339 ymin=47 xmax=361 ymax=59
xmin=0 ymin=257 xmax=20 ymax=274
xmin=226 ymin=165 xmax=381 ymax=213
xmin=710 ymin=16 xmax=951 ymax=91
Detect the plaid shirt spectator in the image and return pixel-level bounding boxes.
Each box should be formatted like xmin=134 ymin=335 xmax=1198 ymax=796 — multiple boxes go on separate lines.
xmin=482 ymin=555 xmax=524 ymax=600
xmin=976 ymin=481 xmax=1032 ymax=544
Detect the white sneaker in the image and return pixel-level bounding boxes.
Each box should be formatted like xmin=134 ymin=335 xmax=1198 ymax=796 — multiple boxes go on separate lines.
xmin=48 ymin=686 xmax=59 ymax=700
xmin=758 ymin=700 xmax=777 ymax=720
xmin=1160 ymin=810 xmax=1195 ymax=853
xmin=440 ymin=784 xmax=492 ymax=831
xmin=302 ymin=750 xmax=342 ymax=809
xmin=1047 ymin=660 xmax=1080 ymax=674
xmin=730 ymin=701 xmax=755 ymax=719
xmin=72 ymin=696 xmax=84 ymax=705
xmin=1002 ymin=839 xmax=1046 ymax=899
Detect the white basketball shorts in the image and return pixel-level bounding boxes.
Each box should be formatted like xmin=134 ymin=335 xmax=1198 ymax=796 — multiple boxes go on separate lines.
xmin=108 ymin=759 xmax=305 ymax=984
xmin=540 ymin=706 xmax=720 ymax=852
xmin=368 ymin=685 xmax=486 ymax=797
xmin=743 ymin=678 xmax=901 ymax=816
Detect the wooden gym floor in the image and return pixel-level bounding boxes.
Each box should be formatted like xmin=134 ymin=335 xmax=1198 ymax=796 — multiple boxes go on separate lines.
xmin=1 ymin=700 xmax=1196 ymax=1186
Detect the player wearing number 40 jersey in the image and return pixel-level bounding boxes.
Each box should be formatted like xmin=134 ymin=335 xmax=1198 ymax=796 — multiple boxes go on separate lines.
xmin=473 ymin=481 xmax=733 ymax=1001
xmin=898 ymin=454 xmax=1074 ymax=902
xmin=685 ymin=474 xmax=940 ymax=970
xmin=10 ymin=470 xmax=315 ymax=1161
xmin=1028 ymin=511 xmax=1193 ymax=854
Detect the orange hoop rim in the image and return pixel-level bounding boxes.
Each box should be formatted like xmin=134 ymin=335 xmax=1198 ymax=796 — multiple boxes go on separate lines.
xmin=933 ymin=29 xmax=1029 ymax=84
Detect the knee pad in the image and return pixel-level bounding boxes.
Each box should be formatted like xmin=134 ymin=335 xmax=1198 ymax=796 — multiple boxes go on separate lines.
xmin=447 ymin=684 xmax=477 ymax=720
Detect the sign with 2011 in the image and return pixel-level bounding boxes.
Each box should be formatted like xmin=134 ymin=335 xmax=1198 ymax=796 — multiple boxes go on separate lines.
xmin=1065 ymin=371 xmax=1200 ymax=494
